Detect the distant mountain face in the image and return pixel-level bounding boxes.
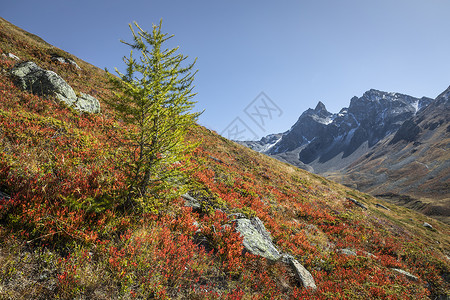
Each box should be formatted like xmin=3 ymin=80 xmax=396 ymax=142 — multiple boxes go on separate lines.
xmin=239 ymin=87 xmax=450 ymax=222
xmin=239 ymin=133 xmax=283 ymax=153
xmin=332 ymin=86 xmax=450 ymax=223
xmin=243 ymin=89 xmax=433 ymax=172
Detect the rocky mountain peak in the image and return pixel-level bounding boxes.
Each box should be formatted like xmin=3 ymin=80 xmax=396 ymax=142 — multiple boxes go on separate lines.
xmin=314 ymin=101 xmax=327 ymax=112
xmin=244 ymin=87 xmax=437 ymax=172
xmin=300 ymin=101 xmax=333 ymax=120
xmin=355 ymin=89 xmax=433 ymax=111
xmin=363 ymin=88 xmax=385 ymax=98
xmin=434 ymin=85 xmax=450 ymax=106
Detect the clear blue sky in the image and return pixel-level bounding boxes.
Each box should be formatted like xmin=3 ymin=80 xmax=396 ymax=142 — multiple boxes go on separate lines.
xmin=2 ymin=0 xmax=450 ymax=140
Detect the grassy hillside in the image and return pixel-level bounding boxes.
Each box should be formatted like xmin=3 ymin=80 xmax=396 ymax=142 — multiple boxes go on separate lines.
xmin=0 ymin=17 xmax=449 ymax=299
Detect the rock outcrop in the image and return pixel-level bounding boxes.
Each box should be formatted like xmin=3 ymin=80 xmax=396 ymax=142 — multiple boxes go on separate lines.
xmin=423 ymin=222 xmax=433 ymax=229
xmin=182 ymin=194 xmax=317 ymax=290
xmin=74 ymin=93 xmax=101 ymax=114
xmin=9 ymin=61 xmax=100 ymax=113
xmin=235 ymin=217 xmax=281 ymax=261
xmin=391 ymin=268 xmax=418 ymax=281
xmin=346 ymin=197 xmax=368 ymax=210
xmin=281 ymin=254 xmax=317 ymax=290
xmin=181 ymin=193 xmax=201 ymax=212
xmin=375 ymin=203 xmax=390 ymax=210
xmin=338 ymin=248 xmax=357 ymax=256
xmin=10 ymin=61 xmax=77 ymax=100
xmin=238 ymin=133 xmax=283 ymax=153
xmin=234 ymin=217 xmax=317 ymax=290
xmin=51 ymin=55 xmax=81 ymax=70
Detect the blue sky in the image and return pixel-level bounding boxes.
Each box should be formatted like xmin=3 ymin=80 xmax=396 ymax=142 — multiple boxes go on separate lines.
xmin=2 ymin=0 xmax=450 ymax=140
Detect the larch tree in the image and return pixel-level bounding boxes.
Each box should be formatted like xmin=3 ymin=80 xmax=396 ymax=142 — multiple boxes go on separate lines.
xmin=107 ymin=20 xmax=201 ymax=212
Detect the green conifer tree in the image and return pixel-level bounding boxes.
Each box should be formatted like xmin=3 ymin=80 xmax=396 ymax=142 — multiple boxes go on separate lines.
xmin=107 ymin=20 xmax=201 ymax=212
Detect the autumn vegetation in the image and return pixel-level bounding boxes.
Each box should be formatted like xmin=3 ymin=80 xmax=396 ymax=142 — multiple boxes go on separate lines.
xmin=0 ymin=17 xmax=449 ymax=299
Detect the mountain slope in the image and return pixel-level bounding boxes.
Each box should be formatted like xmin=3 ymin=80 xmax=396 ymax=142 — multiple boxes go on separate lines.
xmin=328 ymin=86 xmax=450 ymax=223
xmin=242 ymin=87 xmax=449 ymax=223
xmin=251 ymin=89 xmax=433 ymax=173
xmin=0 ymin=17 xmax=449 ymax=299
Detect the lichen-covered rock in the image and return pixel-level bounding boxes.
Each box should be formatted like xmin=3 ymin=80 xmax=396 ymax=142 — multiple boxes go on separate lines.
xmin=74 ymin=93 xmax=101 ymax=114
xmin=235 ymin=217 xmax=281 ymax=261
xmin=375 ymin=203 xmax=390 ymax=210
xmin=280 ymin=254 xmax=317 ymax=290
xmin=391 ymin=268 xmax=418 ymax=281
xmin=423 ymin=222 xmax=433 ymax=229
xmin=51 ymin=56 xmax=81 ymax=70
xmin=9 ymin=61 xmax=100 ymax=113
xmin=9 ymin=61 xmax=77 ymax=101
xmin=338 ymin=248 xmax=357 ymax=256
xmin=347 ymin=197 xmax=367 ymax=210
xmin=182 ymin=193 xmax=201 ymax=212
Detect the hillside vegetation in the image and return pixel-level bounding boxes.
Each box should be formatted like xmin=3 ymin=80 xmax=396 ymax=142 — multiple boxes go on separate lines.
xmin=0 ymin=17 xmax=449 ymax=299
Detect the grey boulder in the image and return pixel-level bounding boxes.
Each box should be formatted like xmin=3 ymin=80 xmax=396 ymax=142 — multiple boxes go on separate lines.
xmin=9 ymin=61 xmax=99 ymax=113
xmin=347 ymin=197 xmax=368 ymax=210
xmin=235 ymin=216 xmax=317 ymax=290
xmin=281 ymin=254 xmax=317 ymax=290
xmin=74 ymin=93 xmax=101 ymax=114
xmin=235 ymin=217 xmax=281 ymax=261
xmin=391 ymin=268 xmax=418 ymax=281
xmin=375 ymin=203 xmax=390 ymax=210
xmin=51 ymin=56 xmax=81 ymax=70
xmin=10 ymin=61 xmax=77 ymax=101
xmin=423 ymin=222 xmax=433 ymax=229
xmin=338 ymin=248 xmax=357 ymax=256
xmin=181 ymin=193 xmax=201 ymax=211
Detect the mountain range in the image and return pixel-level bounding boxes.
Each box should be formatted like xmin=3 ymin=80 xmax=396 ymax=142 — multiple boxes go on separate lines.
xmin=240 ymin=88 xmax=450 ymax=223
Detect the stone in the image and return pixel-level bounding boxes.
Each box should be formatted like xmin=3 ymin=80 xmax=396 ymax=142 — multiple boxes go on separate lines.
xmin=423 ymin=222 xmax=433 ymax=229
xmin=363 ymin=251 xmax=377 ymax=259
xmin=391 ymin=268 xmax=418 ymax=281
xmin=227 ymin=213 xmax=247 ymax=219
xmin=338 ymin=248 xmax=357 ymax=256
xmin=280 ymin=253 xmax=295 ymax=265
xmin=74 ymin=93 xmax=101 ymax=114
xmin=280 ymin=254 xmax=317 ymax=290
xmin=235 ymin=217 xmax=281 ymax=261
xmin=250 ymin=217 xmax=273 ymax=242
xmin=2 ymin=53 xmax=20 ymax=61
xmin=181 ymin=193 xmax=201 ymax=212
xmin=208 ymin=155 xmax=228 ymax=166
xmin=347 ymin=197 xmax=367 ymax=210
xmin=9 ymin=61 xmax=77 ymax=100
xmin=51 ymin=56 xmax=81 ymax=70
xmin=390 ymin=119 xmax=421 ymax=144
xmin=9 ymin=61 xmax=100 ymax=114
xmin=375 ymin=203 xmax=390 ymax=210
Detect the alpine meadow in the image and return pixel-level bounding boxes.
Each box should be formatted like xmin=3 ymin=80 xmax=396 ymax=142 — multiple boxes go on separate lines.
xmin=0 ymin=17 xmax=449 ymax=300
